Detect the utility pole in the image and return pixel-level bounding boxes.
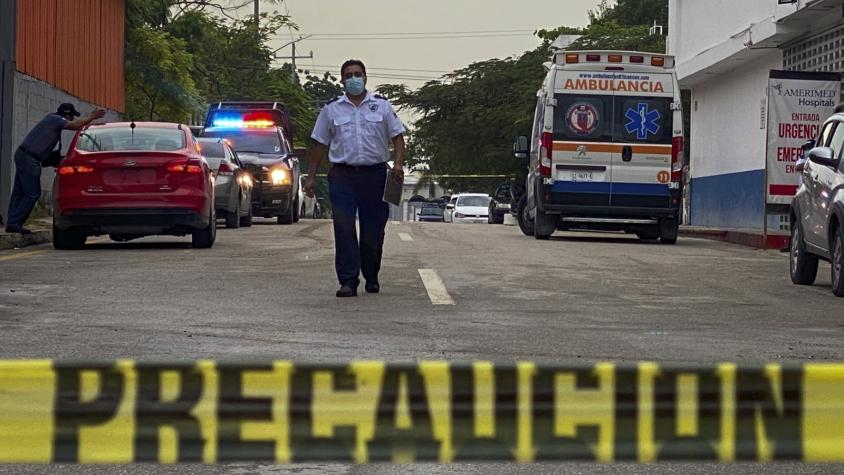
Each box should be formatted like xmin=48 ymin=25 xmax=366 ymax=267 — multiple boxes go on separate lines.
xmin=253 ymin=0 xmax=259 ymax=25
xmin=274 ymin=36 xmax=313 ymax=85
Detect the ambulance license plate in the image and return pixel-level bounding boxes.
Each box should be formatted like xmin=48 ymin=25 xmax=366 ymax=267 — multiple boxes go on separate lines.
xmin=570 ymin=171 xmax=595 ymax=182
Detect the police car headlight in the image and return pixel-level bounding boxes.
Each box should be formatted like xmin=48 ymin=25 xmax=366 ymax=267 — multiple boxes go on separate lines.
xmin=238 ymin=173 xmax=253 ymax=187
xmin=455 ymin=212 xmax=465 ymax=218
xmin=499 ymin=203 xmax=511 ymax=209
xmin=271 ymin=168 xmax=290 ymax=185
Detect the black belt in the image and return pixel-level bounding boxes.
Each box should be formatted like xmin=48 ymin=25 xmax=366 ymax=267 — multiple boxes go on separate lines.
xmin=17 ymin=147 xmax=41 ymax=161
xmin=331 ymin=162 xmax=387 ymax=171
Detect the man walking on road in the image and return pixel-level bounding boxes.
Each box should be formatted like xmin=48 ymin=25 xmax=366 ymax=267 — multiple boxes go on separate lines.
xmin=305 ymin=59 xmax=406 ymax=297
xmin=5 ymin=103 xmax=105 ymax=234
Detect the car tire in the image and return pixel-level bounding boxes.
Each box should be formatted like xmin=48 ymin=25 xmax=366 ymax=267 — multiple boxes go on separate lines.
xmin=277 ymin=194 xmax=294 ymax=224
xmin=53 ymin=226 xmax=86 ymax=250
xmin=192 ymin=211 xmax=216 ymax=249
xmin=831 ymin=226 xmax=844 ymax=297
xmin=516 ymin=195 xmax=534 ymax=237
xmin=225 ymin=203 xmax=240 ymax=229
xmin=790 ymin=220 xmax=818 ymax=286
xmin=659 ymin=218 xmax=679 ymax=245
xmin=240 ymin=203 xmax=253 ymax=227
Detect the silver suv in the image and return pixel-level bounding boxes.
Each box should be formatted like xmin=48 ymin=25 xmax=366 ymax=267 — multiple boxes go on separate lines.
xmin=790 ymin=112 xmax=844 ymax=296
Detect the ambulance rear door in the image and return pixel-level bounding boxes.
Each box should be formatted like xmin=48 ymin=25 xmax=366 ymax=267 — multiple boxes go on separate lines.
xmin=551 ymin=70 xmax=615 ymax=208
xmin=609 ymin=72 xmax=675 ymax=209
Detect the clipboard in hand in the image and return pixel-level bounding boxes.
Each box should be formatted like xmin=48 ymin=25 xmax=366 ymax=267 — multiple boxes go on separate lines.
xmin=383 ymin=168 xmax=403 ymax=206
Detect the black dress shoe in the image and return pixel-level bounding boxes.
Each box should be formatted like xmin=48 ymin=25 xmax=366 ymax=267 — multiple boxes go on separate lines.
xmin=5 ymin=226 xmax=32 ymax=235
xmin=365 ymin=282 xmax=380 ymax=294
xmin=336 ymin=285 xmax=357 ymax=298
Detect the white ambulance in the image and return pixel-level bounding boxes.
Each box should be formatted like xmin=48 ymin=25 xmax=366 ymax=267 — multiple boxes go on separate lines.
xmin=513 ymin=51 xmax=684 ymax=242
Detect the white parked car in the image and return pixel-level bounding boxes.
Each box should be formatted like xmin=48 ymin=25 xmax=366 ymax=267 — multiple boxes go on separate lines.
xmin=451 ymin=193 xmax=491 ymax=224
xmin=444 ymin=196 xmax=458 ymax=223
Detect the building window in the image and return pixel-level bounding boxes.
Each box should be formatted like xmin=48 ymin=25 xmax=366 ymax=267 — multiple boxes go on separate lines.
xmin=783 ymin=23 xmax=844 ymax=99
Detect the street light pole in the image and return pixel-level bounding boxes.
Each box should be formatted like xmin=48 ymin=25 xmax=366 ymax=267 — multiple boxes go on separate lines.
xmin=253 ymin=0 xmax=259 ymax=24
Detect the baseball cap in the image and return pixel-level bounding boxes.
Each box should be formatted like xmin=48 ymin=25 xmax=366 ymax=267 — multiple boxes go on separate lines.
xmin=57 ymin=103 xmax=81 ymax=117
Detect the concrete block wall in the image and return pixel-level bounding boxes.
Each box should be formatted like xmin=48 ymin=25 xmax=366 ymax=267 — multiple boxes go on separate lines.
xmin=1 ymin=71 xmax=121 ymax=222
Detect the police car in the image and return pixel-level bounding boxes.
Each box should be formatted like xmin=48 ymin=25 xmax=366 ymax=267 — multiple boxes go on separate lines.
xmin=513 ymin=51 xmax=684 ymax=242
xmin=201 ymin=104 xmax=303 ymax=224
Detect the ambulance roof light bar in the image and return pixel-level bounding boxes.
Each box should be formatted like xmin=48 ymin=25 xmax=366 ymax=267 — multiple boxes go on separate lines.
xmin=559 ymin=51 xmax=674 ymax=68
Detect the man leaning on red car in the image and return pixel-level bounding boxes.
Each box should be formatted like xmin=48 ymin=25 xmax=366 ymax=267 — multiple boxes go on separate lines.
xmin=5 ymin=103 xmax=105 ymax=234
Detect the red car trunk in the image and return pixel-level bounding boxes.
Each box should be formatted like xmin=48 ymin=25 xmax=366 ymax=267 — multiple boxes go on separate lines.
xmin=52 ymin=123 xmax=215 ymax=249
xmin=64 ymin=151 xmax=202 ymax=195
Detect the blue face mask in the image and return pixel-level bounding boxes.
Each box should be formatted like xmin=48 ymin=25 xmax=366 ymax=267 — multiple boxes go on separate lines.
xmin=344 ymin=77 xmax=366 ymax=96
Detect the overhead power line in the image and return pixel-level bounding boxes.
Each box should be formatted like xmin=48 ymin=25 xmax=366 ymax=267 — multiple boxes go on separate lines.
xmin=305 ymin=33 xmax=534 ymax=41
xmin=303 ymin=69 xmax=442 ymax=81
xmin=303 ymin=66 xmax=440 ymax=77
xmin=308 ymin=64 xmax=451 ymax=74
xmin=305 ymin=29 xmax=535 ymax=36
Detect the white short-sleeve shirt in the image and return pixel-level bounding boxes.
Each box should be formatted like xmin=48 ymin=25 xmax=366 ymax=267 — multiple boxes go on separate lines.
xmin=310 ymin=92 xmax=406 ymax=166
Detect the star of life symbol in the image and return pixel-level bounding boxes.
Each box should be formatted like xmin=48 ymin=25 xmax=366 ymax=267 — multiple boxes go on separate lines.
xmin=625 ymin=103 xmax=661 ymax=140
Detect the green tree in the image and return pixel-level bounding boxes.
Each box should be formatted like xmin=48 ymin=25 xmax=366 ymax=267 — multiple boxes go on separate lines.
xmin=375 ymin=0 xmax=669 ymax=192
xmin=590 ymin=0 xmax=668 ymax=29
xmin=378 ymin=49 xmax=548 ymax=192
xmin=124 ymin=26 xmax=199 ymax=121
xmin=302 ymin=71 xmax=344 ymax=108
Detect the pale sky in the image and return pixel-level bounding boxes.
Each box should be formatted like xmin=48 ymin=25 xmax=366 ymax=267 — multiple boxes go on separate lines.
xmin=245 ymin=0 xmax=599 ymax=90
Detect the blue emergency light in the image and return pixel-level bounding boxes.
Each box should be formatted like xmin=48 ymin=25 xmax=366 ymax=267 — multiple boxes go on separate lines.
xmin=211 ymin=112 xmax=275 ymax=129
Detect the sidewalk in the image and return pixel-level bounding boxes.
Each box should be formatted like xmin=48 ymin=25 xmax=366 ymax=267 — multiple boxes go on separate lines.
xmin=680 ymin=226 xmax=790 ymax=250
xmin=0 ymin=218 xmax=52 ymax=250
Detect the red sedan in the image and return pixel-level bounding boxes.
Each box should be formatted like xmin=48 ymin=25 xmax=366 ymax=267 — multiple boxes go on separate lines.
xmin=52 ymin=122 xmax=216 ymax=249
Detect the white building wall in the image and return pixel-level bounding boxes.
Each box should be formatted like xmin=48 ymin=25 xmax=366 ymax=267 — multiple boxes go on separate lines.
xmin=668 ymin=0 xmax=777 ymax=64
xmin=690 ymin=52 xmax=782 ymax=179
xmin=666 ymin=0 xmax=841 ymax=230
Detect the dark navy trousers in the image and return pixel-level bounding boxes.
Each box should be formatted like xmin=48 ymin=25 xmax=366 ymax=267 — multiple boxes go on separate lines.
xmin=6 ymin=149 xmax=42 ymax=229
xmin=328 ymin=163 xmax=389 ymax=288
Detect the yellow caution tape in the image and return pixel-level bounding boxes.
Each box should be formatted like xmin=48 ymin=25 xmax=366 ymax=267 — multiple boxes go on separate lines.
xmin=1 ymin=361 xmax=843 ymax=463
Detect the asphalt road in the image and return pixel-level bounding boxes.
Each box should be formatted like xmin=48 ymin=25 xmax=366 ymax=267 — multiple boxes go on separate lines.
xmin=0 ymin=219 xmax=842 ymax=474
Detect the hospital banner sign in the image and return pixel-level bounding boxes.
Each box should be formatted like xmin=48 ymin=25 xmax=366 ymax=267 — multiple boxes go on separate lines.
xmin=766 ymin=70 xmax=841 ymax=205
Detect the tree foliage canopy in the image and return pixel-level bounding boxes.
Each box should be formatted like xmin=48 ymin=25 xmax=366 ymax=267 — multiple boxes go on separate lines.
xmin=378 ymin=0 xmax=667 ymax=193
xmin=124 ymin=0 xmax=325 ymax=146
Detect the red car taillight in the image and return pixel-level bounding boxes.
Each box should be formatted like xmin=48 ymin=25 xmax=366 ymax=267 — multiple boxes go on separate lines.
xmin=671 ymin=136 xmax=684 ymax=183
xmin=58 ymin=165 xmax=95 ymax=175
xmin=539 ymin=132 xmax=553 ymax=177
xmin=167 ymin=161 xmax=203 ymax=173
xmin=217 ymin=161 xmax=234 ymax=176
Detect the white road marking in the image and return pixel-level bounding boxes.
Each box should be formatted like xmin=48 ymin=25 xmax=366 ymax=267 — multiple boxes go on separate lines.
xmin=418 ymin=269 xmax=454 ymax=305
xmin=398 ymin=232 xmax=414 ymax=242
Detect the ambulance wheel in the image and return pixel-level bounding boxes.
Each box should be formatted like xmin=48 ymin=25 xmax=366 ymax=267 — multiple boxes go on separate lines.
xmin=534 ymin=209 xmax=555 ymax=240
xmin=659 ymin=218 xmax=679 ymax=245
xmin=516 ymin=195 xmax=534 ymax=237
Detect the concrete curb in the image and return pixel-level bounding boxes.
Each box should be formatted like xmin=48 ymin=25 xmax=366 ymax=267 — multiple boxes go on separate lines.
xmin=680 ymin=226 xmax=789 ymax=250
xmin=0 ymin=228 xmax=51 ymax=250
xmin=0 ymin=218 xmax=53 ymax=250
